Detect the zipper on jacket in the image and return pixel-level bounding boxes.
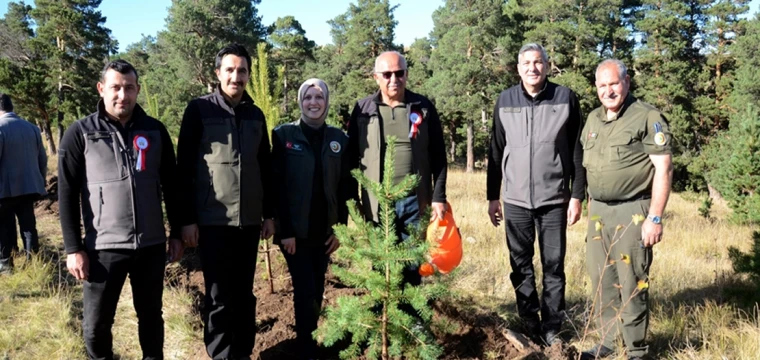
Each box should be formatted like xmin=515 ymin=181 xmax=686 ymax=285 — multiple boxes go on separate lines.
xmin=529 ymin=99 xmax=535 ymax=208
xmin=120 ymin=129 xmax=139 ymax=249
xmin=97 ymin=186 xmax=103 ymax=226
xmin=235 ymin=119 xmax=243 ymax=228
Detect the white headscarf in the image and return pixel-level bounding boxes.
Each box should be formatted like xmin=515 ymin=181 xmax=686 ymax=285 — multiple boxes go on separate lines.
xmin=297 ymin=78 xmax=330 ymax=126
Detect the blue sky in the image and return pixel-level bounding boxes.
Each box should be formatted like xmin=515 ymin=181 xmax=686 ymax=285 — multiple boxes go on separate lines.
xmin=0 ymin=0 xmax=758 ymax=52
xmin=0 ymin=0 xmax=441 ymax=50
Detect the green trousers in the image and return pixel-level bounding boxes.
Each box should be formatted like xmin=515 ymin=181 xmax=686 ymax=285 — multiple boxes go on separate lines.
xmin=586 ymin=198 xmax=652 ymax=357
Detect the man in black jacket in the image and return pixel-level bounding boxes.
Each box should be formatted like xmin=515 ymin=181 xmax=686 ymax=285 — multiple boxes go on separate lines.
xmin=176 ymin=44 xmax=275 ymax=360
xmin=59 ymin=60 xmax=183 ymax=360
xmin=347 ymin=51 xmax=448 ymax=316
xmin=487 ymin=43 xmax=586 ymax=345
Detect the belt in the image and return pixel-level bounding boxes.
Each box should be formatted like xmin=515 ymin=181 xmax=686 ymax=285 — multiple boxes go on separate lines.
xmin=595 ymin=194 xmax=651 ymax=206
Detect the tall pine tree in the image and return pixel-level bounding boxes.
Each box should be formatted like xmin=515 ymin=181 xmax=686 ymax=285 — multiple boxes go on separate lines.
xmin=268 ymin=16 xmax=315 ymax=121
xmin=307 ymin=0 xmax=399 ymax=124
xmin=164 ymin=0 xmax=266 ymax=92
xmin=427 ymin=0 xmax=507 ymax=172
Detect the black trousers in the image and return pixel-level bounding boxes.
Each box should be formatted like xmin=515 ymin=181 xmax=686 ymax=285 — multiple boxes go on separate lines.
xmin=281 ymin=241 xmax=330 ymax=360
xmin=0 ymin=194 xmax=39 ymax=259
xmin=82 ymin=243 xmax=167 ymax=360
xmin=503 ymin=202 xmax=568 ymax=332
xmin=199 ymin=225 xmax=261 ymax=359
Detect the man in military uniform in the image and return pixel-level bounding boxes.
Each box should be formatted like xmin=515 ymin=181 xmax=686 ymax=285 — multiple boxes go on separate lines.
xmin=580 ymin=59 xmax=673 ymax=360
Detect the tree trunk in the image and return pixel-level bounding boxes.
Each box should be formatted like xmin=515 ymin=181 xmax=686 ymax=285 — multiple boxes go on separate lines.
xmin=382 ymin=262 xmax=389 ymax=360
xmin=283 ymin=62 xmax=289 ymax=115
xmin=41 ymin=118 xmax=57 ymax=155
xmin=466 ymin=119 xmax=474 ymax=173
xmin=57 ymin=36 xmax=65 ymax=151
xmin=448 ymin=122 xmax=456 ymax=163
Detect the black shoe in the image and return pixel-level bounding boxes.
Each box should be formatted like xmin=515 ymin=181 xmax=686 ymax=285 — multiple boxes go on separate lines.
xmin=580 ymin=344 xmax=614 ymax=359
xmin=521 ymin=317 xmax=542 ymax=336
xmin=542 ymin=329 xmax=562 ymax=346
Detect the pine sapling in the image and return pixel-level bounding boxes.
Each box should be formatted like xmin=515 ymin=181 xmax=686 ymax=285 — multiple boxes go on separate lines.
xmin=317 ymin=137 xmax=446 ymax=360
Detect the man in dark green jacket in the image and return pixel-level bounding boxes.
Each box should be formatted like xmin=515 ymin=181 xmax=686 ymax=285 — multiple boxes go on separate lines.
xmin=580 ymin=59 xmax=673 ymax=360
xmin=176 ymin=44 xmax=275 ymax=360
xmin=347 ymin=51 xmax=448 ymax=312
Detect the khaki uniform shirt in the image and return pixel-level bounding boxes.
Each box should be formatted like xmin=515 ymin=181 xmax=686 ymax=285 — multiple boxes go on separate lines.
xmin=580 ymin=95 xmax=672 ymax=201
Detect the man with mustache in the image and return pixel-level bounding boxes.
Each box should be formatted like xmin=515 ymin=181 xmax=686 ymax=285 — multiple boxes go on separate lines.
xmin=58 ymin=59 xmax=184 ymax=359
xmin=579 ymin=59 xmax=672 ymax=360
xmin=176 ymin=44 xmax=275 ymax=359
xmin=347 ymin=51 xmax=448 ymax=316
xmin=487 ymin=43 xmax=586 ymax=346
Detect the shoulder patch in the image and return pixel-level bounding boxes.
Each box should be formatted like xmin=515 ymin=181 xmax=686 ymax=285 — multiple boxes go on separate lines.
xmin=330 ymin=141 xmax=341 ymax=153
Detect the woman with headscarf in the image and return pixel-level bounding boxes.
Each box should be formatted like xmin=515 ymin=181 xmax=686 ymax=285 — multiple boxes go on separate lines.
xmin=271 ymin=78 xmax=354 ymax=359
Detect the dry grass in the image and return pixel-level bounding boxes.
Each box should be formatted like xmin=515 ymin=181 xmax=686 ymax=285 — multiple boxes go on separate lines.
xmin=0 ymin=169 xmax=758 ymax=359
xmin=444 ymin=170 xmax=760 ymax=359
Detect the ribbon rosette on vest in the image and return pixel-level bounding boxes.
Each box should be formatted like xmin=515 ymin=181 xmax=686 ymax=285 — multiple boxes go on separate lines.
xmin=408 ymin=110 xmax=423 ymax=139
xmin=133 ymin=135 xmax=150 ymax=172
xmin=419 ymin=202 xmax=463 ymax=277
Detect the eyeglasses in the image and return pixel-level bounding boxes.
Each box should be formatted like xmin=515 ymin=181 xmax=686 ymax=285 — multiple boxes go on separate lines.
xmin=376 ymin=70 xmax=406 ymax=79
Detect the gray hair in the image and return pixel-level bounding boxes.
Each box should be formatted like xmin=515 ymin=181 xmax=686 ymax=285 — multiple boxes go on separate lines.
xmin=595 ymin=59 xmax=627 ymax=80
xmin=518 ymin=43 xmax=548 ymax=64
xmin=374 ymin=51 xmax=407 ymax=72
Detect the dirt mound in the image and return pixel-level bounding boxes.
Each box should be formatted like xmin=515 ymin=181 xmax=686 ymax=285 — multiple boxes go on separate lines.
xmin=172 ymin=249 xmax=577 ymax=360
xmin=34 ymin=175 xmax=59 ymax=216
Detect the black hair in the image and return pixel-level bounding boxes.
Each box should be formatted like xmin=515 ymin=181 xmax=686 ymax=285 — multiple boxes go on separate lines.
xmin=215 ymin=43 xmax=252 ymax=72
xmin=101 ymin=59 xmax=139 ymax=83
xmin=0 ymin=93 xmax=13 ymax=112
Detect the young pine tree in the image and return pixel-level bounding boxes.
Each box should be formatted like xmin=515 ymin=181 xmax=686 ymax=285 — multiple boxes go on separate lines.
xmin=317 ymin=137 xmax=447 ymax=360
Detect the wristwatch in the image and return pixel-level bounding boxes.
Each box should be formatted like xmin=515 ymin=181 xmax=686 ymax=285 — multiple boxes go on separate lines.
xmin=647 ymin=214 xmax=662 ymax=224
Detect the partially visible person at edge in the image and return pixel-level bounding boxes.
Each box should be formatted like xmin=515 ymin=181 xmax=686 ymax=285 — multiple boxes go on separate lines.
xmin=271 ymin=78 xmax=354 ymax=360
xmin=58 ymin=59 xmax=184 ymax=360
xmin=0 ymin=92 xmax=47 ymax=273
xmin=579 ymin=59 xmax=673 ymax=360
xmin=487 ymin=43 xmax=586 ymax=346
xmin=347 ymin=50 xmax=448 ymax=316
xmin=176 ymin=43 xmax=275 ymax=360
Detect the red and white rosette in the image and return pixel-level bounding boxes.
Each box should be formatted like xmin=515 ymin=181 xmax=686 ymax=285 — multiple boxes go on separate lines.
xmin=133 ymin=135 xmax=150 ymax=172
xmin=409 ymin=111 xmax=423 ymax=139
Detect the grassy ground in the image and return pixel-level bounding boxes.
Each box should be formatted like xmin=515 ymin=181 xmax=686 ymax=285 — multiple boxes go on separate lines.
xmin=1 ymin=170 xmax=759 ymax=359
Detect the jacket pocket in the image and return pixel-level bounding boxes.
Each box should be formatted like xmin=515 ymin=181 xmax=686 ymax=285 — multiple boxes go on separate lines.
xmin=609 ymin=135 xmax=635 ymax=169
xmin=582 ymin=139 xmax=596 ymax=168
xmin=202 ymin=118 xmax=233 ymax=164
xmin=84 ymin=132 xmax=125 ymax=183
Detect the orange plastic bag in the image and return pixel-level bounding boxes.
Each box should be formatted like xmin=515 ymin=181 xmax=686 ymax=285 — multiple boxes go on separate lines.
xmin=419 ymin=202 xmax=463 ymax=276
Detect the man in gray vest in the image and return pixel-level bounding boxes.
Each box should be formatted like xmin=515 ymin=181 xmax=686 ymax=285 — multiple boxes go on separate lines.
xmin=0 ymin=93 xmax=48 ymax=273
xmin=58 ymin=60 xmax=184 ymax=359
xmin=176 ymin=43 xmax=275 ymax=360
xmin=347 ymin=51 xmax=448 ymax=313
xmin=487 ymin=43 xmax=586 ymax=345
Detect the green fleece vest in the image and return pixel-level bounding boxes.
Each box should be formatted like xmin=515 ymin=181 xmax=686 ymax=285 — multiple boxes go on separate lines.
xmin=194 ymin=93 xmax=265 ymax=227
xmin=356 ymin=103 xmax=432 ymax=222
xmin=273 ymin=121 xmax=348 ymax=238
